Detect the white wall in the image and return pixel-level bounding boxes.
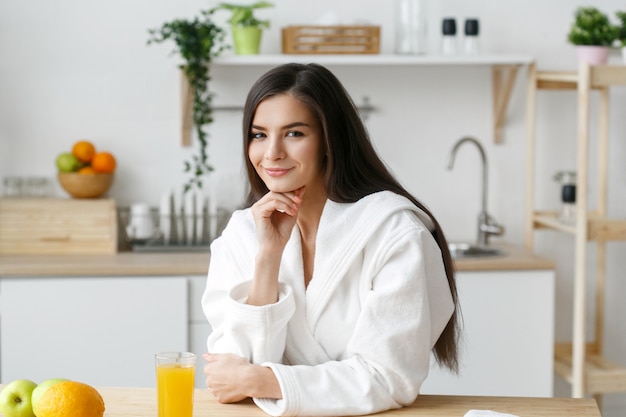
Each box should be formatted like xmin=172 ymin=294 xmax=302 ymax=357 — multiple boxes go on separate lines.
xmin=1 ymin=0 xmax=625 ymax=414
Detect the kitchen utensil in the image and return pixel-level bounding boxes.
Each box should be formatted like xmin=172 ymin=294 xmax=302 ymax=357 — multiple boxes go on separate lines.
xmin=159 ymin=192 xmax=171 ymax=244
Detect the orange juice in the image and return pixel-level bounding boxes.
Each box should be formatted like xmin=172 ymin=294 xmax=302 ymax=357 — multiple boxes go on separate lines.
xmin=157 ymin=363 xmax=195 ymax=417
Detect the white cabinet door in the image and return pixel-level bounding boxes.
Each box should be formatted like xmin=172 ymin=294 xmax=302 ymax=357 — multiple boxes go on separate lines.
xmin=188 ymin=275 xmax=211 ymax=388
xmin=0 ymin=276 xmax=187 ymax=387
xmin=420 ymin=270 xmax=555 ymax=397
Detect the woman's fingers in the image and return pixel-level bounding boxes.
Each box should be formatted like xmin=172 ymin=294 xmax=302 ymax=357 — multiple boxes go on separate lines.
xmin=253 ymin=190 xmax=303 ymax=217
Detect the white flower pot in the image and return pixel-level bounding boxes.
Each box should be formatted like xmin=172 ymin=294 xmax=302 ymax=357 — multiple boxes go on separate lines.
xmin=576 ymin=45 xmax=610 ymax=65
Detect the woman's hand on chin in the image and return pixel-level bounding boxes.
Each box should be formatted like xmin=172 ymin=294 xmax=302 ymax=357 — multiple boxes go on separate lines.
xmin=251 ymin=187 xmax=305 ymax=252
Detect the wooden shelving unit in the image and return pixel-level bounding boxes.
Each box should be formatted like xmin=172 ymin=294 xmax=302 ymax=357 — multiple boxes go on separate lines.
xmin=525 ymin=62 xmax=626 ymax=399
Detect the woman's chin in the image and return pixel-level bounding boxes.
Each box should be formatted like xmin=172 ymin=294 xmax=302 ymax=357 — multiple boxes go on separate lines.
xmin=266 ymin=185 xmax=296 ymax=193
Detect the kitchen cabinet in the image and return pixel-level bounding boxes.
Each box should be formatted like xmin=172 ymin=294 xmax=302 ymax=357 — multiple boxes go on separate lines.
xmin=420 ymin=269 xmax=555 ymax=397
xmin=0 ymin=276 xmax=188 ymax=387
xmin=525 ymin=63 xmax=626 ymax=399
xmin=189 ymin=275 xmax=211 ymax=388
xmin=0 ymin=251 xmax=554 ymax=393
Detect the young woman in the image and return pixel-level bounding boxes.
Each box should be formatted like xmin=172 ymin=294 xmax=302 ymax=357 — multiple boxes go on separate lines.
xmin=202 ymin=63 xmax=459 ymax=417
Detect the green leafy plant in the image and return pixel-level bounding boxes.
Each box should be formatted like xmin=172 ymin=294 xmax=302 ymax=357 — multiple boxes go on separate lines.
xmin=211 ymin=2 xmax=274 ymax=28
xmin=616 ymin=11 xmax=626 ymax=47
xmin=567 ymin=7 xmax=619 ymax=46
xmin=148 ymin=9 xmax=228 ymax=192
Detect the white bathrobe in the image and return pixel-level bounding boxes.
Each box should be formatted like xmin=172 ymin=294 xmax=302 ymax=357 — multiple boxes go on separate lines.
xmin=202 ymin=191 xmax=454 ymax=416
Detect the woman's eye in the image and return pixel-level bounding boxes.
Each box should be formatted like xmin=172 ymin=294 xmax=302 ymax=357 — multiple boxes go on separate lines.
xmin=250 ymin=132 xmax=265 ymax=140
xmin=286 ymin=131 xmax=303 ymax=137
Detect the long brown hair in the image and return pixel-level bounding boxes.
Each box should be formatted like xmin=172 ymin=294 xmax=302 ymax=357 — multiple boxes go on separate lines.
xmin=241 ymin=63 xmax=459 ymax=372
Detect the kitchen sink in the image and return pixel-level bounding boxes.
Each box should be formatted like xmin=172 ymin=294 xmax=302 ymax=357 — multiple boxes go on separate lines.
xmin=448 ymin=242 xmax=505 ymax=259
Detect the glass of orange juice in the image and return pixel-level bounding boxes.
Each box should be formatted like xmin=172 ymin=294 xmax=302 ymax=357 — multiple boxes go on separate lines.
xmin=155 ymin=352 xmax=196 ymax=417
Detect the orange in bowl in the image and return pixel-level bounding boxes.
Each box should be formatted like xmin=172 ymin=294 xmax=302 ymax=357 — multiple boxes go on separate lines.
xmin=72 ymin=140 xmax=96 ymax=163
xmin=91 ymin=151 xmax=117 ymax=173
xmin=58 ymin=172 xmax=113 ymax=198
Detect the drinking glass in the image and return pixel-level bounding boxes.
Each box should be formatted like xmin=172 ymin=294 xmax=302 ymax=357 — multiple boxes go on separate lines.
xmin=155 ymin=352 xmax=196 ymax=417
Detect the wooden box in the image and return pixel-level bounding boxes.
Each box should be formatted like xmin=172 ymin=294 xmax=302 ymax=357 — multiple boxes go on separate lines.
xmin=282 ymin=25 xmax=380 ymax=54
xmin=0 ymin=198 xmax=118 ymax=254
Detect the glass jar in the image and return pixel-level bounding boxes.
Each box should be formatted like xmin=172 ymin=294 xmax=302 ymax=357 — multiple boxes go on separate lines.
xmin=3 ymin=177 xmax=24 ymax=197
xmin=394 ymin=0 xmax=428 ymax=54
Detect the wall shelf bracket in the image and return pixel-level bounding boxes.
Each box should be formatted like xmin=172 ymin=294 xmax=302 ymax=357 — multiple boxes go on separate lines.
xmin=492 ymin=64 xmax=520 ymax=144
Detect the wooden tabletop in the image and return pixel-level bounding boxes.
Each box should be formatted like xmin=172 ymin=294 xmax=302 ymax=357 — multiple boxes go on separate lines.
xmin=94 ymin=387 xmax=599 ymax=417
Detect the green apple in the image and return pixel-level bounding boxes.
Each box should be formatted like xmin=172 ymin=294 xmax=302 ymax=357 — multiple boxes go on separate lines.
xmin=55 ymin=152 xmax=80 ymax=172
xmin=31 ymin=378 xmax=68 ymax=415
xmin=0 ymin=379 xmax=37 ymax=417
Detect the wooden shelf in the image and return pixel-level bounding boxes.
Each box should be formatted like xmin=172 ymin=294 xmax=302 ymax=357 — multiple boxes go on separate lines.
xmin=179 ymin=53 xmax=533 ymax=146
xmin=211 ymin=53 xmax=534 ymax=66
xmin=555 ymin=343 xmax=626 ymax=395
xmin=526 ymin=63 xmax=626 ymax=402
xmin=535 ymin=65 xmax=626 ymax=90
xmin=532 ymin=211 xmax=577 ymax=234
xmin=532 ymin=211 xmax=626 ymax=241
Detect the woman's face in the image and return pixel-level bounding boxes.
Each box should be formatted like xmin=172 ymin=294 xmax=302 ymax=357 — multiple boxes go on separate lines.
xmin=248 ymin=94 xmax=325 ymax=194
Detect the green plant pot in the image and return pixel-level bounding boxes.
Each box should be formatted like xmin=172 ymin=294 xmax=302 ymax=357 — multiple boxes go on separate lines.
xmin=232 ymin=26 xmax=263 ymax=55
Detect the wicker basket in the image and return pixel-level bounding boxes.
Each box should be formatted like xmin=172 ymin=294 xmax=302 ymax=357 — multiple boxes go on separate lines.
xmin=282 ymin=25 xmax=380 ymax=54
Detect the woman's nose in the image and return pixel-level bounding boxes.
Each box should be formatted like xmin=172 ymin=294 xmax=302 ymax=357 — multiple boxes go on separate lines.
xmin=264 ymin=137 xmax=285 ymax=160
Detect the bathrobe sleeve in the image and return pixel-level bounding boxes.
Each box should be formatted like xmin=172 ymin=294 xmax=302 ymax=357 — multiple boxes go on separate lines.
xmin=202 ymin=211 xmax=297 ymax=364
xmin=255 ymin=211 xmax=454 ymax=416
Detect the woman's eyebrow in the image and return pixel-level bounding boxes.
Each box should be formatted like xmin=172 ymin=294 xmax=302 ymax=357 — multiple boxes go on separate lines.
xmin=251 ymin=121 xmax=311 ymax=130
xmin=283 ymin=122 xmax=310 ymax=129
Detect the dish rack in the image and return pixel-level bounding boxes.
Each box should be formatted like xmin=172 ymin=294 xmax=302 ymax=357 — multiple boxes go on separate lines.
xmin=118 ymin=206 xmax=230 ymax=252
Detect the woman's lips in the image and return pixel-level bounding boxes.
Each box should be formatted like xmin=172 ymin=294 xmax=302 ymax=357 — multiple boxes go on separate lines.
xmin=264 ymin=167 xmax=292 ymax=177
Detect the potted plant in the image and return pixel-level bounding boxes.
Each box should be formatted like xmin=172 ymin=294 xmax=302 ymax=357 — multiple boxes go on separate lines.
xmin=567 ymin=6 xmax=619 ymax=65
xmin=211 ymin=2 xmax=274 ymax=55
xmin=616 ymin=11 xmax=626 ymax=64
xmin=148 ymin=9 xmax=228 ymax=192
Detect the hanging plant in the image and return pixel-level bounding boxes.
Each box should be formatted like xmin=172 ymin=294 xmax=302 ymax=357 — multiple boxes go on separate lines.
xmin=148 ymin=9 xmax=228 ymax=192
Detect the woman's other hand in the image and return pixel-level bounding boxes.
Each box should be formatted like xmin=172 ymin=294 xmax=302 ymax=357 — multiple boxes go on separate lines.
xmin=203 ymin=353 xmax=281 ymax=402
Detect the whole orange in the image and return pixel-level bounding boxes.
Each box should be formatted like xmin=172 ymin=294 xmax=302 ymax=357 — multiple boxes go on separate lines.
xmin=78 ymin=166 xmax=97 ymax=174
xmin=91 ymin=152 xmax=117 ymax=173
xmin=34 ymin=381 xmax=105 ymax=417
xmin=72 ymin=141 xmax=96 ymax=163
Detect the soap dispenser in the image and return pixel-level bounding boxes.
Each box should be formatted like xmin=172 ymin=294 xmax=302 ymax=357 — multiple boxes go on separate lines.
xmin=554 ymin=171 xmax=577 ymax=225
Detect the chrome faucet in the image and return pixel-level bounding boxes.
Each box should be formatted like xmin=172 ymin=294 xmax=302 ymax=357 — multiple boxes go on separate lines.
xmin=446 ymin=136 xmax=504 ymax=246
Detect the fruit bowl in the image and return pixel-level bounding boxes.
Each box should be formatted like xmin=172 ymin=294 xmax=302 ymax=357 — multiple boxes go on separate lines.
xmin=57 ymin=172 xmax=114 ymax=198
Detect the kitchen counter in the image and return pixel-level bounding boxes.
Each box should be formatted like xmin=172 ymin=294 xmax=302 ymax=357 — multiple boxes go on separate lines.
xmin=0 ymin=386 xmax=594 ymax=417
xmin=0 ymin=243 xmax=552 ymax=277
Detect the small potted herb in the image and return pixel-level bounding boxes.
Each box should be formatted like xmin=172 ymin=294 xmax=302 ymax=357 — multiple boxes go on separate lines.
xmin=567 ymin=6 xmax=619 ymax=65
xmin=211 ymin=2 xmax=274 ymax=55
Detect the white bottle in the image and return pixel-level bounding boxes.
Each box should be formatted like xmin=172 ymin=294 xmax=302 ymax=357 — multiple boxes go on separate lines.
xmin=441 ymin=18 xmax=457 ymax=55
xmin=464 ymin=18 xmax=480 ymax=55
